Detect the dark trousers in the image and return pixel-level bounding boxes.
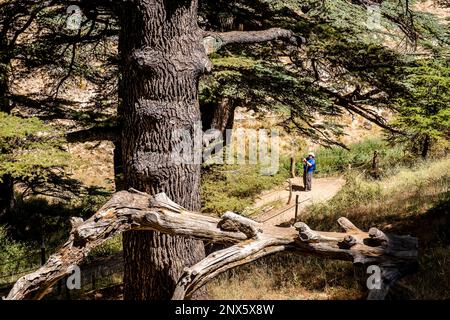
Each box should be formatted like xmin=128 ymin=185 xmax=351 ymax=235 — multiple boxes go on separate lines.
xmin=303 ymin=171 xmax=312 ymax=191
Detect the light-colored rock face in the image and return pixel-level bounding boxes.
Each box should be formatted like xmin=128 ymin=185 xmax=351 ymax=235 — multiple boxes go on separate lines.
xmin=233 ymin=106 xmax=389 ymax=154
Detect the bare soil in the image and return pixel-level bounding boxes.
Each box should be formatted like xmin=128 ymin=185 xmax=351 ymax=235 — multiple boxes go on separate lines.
xmin=253 ymin=176 xmax=346 ymax=226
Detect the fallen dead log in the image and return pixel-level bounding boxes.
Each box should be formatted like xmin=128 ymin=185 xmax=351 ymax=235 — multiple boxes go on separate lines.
xmin=5 ymin=189 xmax=418 ymax=300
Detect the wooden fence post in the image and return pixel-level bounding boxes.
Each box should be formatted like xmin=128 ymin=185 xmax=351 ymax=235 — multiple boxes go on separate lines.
xmin=294 ymin=194 xmax=299 ymax=221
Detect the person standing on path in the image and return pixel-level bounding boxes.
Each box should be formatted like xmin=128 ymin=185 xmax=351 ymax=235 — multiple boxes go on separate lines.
xmin=303 ymin=152 xmax=316 ymax=191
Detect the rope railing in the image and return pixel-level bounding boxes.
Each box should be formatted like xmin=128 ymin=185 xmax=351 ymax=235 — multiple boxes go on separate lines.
xmin=258 ymin=196 xmax=311 ymax=223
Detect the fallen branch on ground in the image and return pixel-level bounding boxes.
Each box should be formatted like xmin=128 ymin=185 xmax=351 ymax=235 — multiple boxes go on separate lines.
xmin=5 ymin=189 xmax=418 ymax=300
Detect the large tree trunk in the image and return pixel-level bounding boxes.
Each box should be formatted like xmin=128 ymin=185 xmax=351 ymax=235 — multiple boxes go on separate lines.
xmin=421 ymin=134 xmax=430 ymax=159
xmin=201 ymin=97 xmax=236 ymax=134
xmin=118 ymin=0 xmax=207 ymax=300
xmin=200 ymin=97 xmax=236 ymax=156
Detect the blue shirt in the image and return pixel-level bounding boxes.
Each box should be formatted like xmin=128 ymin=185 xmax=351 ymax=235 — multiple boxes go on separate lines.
xmin=303 ymin=158 xmax=316 ymax=173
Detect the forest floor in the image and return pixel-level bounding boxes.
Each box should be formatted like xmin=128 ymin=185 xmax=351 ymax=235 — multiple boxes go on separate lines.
xmin=252 ymin=176 xmax=346 ymax=226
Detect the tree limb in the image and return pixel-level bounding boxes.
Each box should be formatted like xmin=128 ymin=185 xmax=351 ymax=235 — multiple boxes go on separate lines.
xmin=6 ymin=190 xmax=418 ymax=300
xmin=203 ymin=28 xmax=305 ymax=54
xmin=320 ymin=86 xmax=405 ymax=135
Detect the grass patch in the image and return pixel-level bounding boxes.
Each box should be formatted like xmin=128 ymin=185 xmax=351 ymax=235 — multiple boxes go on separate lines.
xmin=303 ymin=156 xmax=450 ymax=231
xmin=306 ymin=138 xmax=408 ymax=176
xmin=207 ymin=253 xmax=364 ymax=300
xmin=85 ymin=235 xmax=123 ymax=263
xmin=0 ymin=190 xmax=113 ymax=286
xmin=201 ymin=159 xmax=290 ymax=215
xmin=0 ymin=226 xmax=38 ymax=285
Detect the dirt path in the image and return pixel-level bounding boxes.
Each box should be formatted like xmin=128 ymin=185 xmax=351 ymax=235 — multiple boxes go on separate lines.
xmin=252 ymin=176 xmax=346 ymax=226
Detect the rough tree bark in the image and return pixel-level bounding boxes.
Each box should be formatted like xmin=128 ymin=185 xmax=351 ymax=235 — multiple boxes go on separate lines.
xmin=6 ymin=190 xmax=418 ymax=300
xmin=115 ymin=0 xmax=304 ymax=300
xmin=117 ymin=0 xmax=209 ymax=300
xmin=201 ymin=97 xmax=236 ymax=135
xmin=200 ymin=97 xmax=236 ymax=153
xmin=202 ymin=28 xmax=302 ymax=54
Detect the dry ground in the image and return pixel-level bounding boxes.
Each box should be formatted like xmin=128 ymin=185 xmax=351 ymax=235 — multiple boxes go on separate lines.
xmin=254 ymin=177 xmax=346 ymax=225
